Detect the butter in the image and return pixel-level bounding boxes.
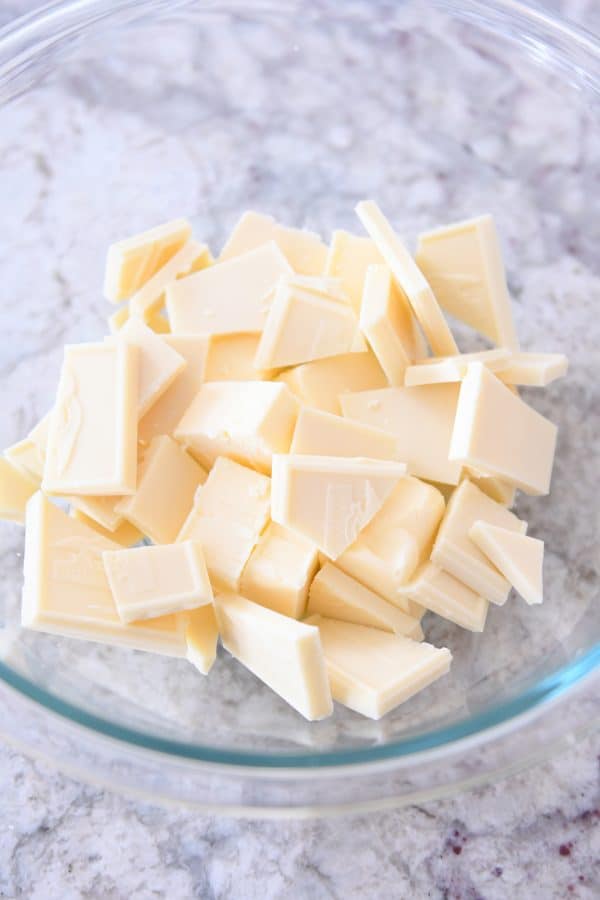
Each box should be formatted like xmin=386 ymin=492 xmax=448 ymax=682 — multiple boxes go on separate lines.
xmin=186 ymin=604 xmax=219 ymax=675
xmin=103 ymin=541 xmax=213 ymax=623
xmin=204 ymin=334 xmax=274 ymax=382
xmin=398 ymin=562 xmax=489 ymax=632
xmin=215 ymin=592 xmax=333 ymax=720
xmin=325 ymin=229 xmax=383 ymax=314
xmin=306 ymin=615 xmax=451 ymax=719
xmin=271 ymin=454 xmax=406 ymax=559
xmin=449 ymin=363 xmax=557 ymax=495
xmin=404 ymin=349 xmax=510 ymax=387
xmin=69 ymin=508 xmax=143 ymax=547
xmin=290 ymin=406 xmax=401 ymax=460
xmin=277 ymin=351 xmax=387 ymax=415
xmin=129 ymin=239 xmax=211 ymax=321
xmin=496 ymin=352 xmax=569 ymax=387
xmin=42 ymin=342 xmax=138 ymax=496
xmin=174 ymin=381 xmax=298 ymax=475
xmin=355 ymin=201 xmax=458 ymax=355
xmin=0 ymin=457 xmax=38 ymax=523
xmin=219 ymin=210 xmax=328 ymax=276
xmin=115 ymin=317 xmax=186 ymax=417
xmin=469 ymin=521 xmax=543 ymax=605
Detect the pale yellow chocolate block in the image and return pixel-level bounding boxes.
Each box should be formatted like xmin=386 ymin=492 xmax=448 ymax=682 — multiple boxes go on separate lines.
xmin=496 ymin=352 xmax=569 ymax=387
xmin=469 ymin=521 xmax=544 ymax=605
xmin=103 ymin=541 xmax=213 ymax=623
xmin=277 ymin=351 xmax=387 ymax=415
xmin=431 ymin=479 xmax=527 ymax=604
xmin=398 ymin=562 xmax=489 ymax=632
xmin=416 ymin=214 xmax=518 ymax=349
xmin=69 ymin=508 xmax=143 ymax=547
xmin=341 ymin=384 xmax=462 ymax=485
xmin=115 ymin=435 xmax=206 ymax=544
xmin=325 ymin=230 xmax=384 ymax=314
xmin=129 ymin=239 xmax=211 ymax=321
xmin=219 ymin=211 xmax=328 ymax=276
xmin=186 ymin=604 xmax=219 ymax=675
xmin=355 ymin=201 xmax=458 ymax=355
xmin=178 ymin=457 xmax=271 ymax=591
xmin=175 ymin=381 xmax=298 ymax=475
xmin=204 ymin=334 xmax=274 ymax=382
xmin=449 ymin=363 xmax=557 ymax=495
xmin=360 ymin=264 xmax=427 ymax=385
xmin=271 ymin=454 xmax=406 ymax=559
xmin=104 ymin=218 xmax=192 ymax=303
xmin=306 ymin=615 xmax=451 ymax=719
xmin=307 ymin=563 xmax=424 ymax=638
xmin=43 ymin=342 xmax=138 ymax=496
xmin=22 ymin=493 xmax=188 ymax=656
xmin=166 ymin=242 xmax=291 ymax=335
xmin=115 ymin=317 xmax=186 ymax=418
xmin=0 ymin=457 xmax=38 ymax=523
xmin=138 ymin=336 xmax=210 ymax=444
xmin=404 ymin=349 xmax=510 ymax=387
xmin=290 ymin=406 xmax=400 ymax=460
xmin=465 ymin=469 xmax=516 ymax=508
xmin=240 ymin=522 xmax=319 ymax=619
xmin=215 ymin=592 xmax=332 ymax=720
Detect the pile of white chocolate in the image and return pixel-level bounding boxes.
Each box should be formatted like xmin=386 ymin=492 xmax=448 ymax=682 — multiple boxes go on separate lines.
xmin=0 ymin=202 xmax=568 ymax=720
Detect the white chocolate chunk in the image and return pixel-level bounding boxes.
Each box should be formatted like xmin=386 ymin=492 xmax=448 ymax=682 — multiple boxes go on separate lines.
xmin=69 ymin=508 xmax=143 ymax=547
xmin=4 ymin=411 xmax=52 ymax=480
xmin=431 ymin=479 xmax=527 ymax=604
xmin=469 ymin=521 xmax=544 ymax=605
xmin=416 ymin=214 xmax=518 ymax=349
xmin=68 ymin=494 xmax=124 ymax=531
xmin=280 ymin=273 xmax=349 ymax=303
xmin=0 ymin=457 xmax=38 ymax=523
xmin=398 ymin=562 xmax=489 ymax=632
xmin=215 ymin=592 xmax=332 ymax=721
xmin=325 ymin=229 xmax=384 ymax=314
xmin=115 ymin=435 xmax=206 ymax=544
xmin=449 ymin=363 xmax=557 ymax=495
xmin=186 ymin=604 xmax=219 ymax=675
xmin=404 ymin=349 xmax=510 ymax=386
xmin=277 ymin=351 xmax=387 ymax=415
xmin=115 ymin=317 xmax=186 ymax=417
xmin=129 ymin=239 xmax=212 ymax=321
xmin=43 ymin=342 xmax=138 ymax=496
xmin=175 ymin=381 xmax=298 ymax=475
xmin=290 ymin=406 xmax=401 ymax=460
xmin=240 ymin=522 xmax=319 ymax=619
xmin=465 ymin=469 xmax=516 ymax=508
xmin=103 ymin=541 xmax=213 ymax=623
xmin=204 ymin=334 xmax=274 ymax=382
xmin=166 ymin=242 xmax=292 ymax=335
xmin=355 ymin=201 xmax=458 ymax=355
xmin=22 ymin=493 xmax=188 ymax=656
xmin=496 ymin=352 xmax=569 ymax=387
xmin=306 ymin=615 xmax=451 ymax=719
xmin=104 ymin=218 xmax=192 ymax=303
xmin=219 ymin=210 xmax=328 ymax=276
xmin=341 ymin=384 xmax=462 ymax=485
xmin=307 ymin=563 xmax=424 ymax=638
xmin=360 ymin=264 xmax=427 ymax=385
xmin=271 ymin=454 xmax=406 ymax=559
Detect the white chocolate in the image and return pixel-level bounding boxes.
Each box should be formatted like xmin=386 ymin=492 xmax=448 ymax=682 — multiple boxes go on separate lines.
xmin=278 ymin=351 xmax=387 ymax=415
xmin=290 ymin=406 xmax=401 ymax=460
xmin=69 ymin=508 xmax=143 ymax=547
xmin=115 ymin=317 xmax=186 ymax=417
xmin=129 ymin=239 xmax=211 ymax=321
xmin=324 ymin=229 xmax=384 ymax=314
xmin=68 ymin=494 xmax=124 ymax=532
xmin=219 ymin=210 xmax=328 ymax=276
xmin=399 ymin=562 xmax=489 ymax=632
xmin=204 ymin=334 xmax=274 ymax=382
xmin=404 ymin=349 xmax=510 ymax=387
xmin=186 ymin=604 xmax=219 ymax=675
xmin=0 ymin=457 xmax=38 ymax=523
xmin=496 ymin=352 xmax=569 ymax=387
xmin=465 ymin=469 xmax=517 ymax=508
xmin=469 ymin=521 xmax=544 ymax=605
xmin=280 ymin=273 xmax=349 ymax=303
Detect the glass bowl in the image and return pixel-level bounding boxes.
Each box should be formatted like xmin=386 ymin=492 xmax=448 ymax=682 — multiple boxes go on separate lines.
xmin=0 ymin=0 xmax=598 ymax=815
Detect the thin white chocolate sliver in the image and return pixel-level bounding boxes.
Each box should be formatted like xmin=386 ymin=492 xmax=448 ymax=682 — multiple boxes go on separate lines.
xmin=290 ymin=406 xmax=401 ymax=461
xmin=278 ymin=351 xmax=387 ymax=416
xmin=0 ymin=457 xmax=38 ymax=523
xmin=496 ymin=352 xmax=569 ymax=387
xmin=325 ymin=229 xmax=384 ymax=314
xmin=398 ymin=562 xmax=489 ymax=632
xmin=129 ymin=239 xmax=212 ymax=321
xmin=186 ymin=604 xmax=219 ymax=675
xmin=404 ymin=349 xmax=510 ymax=387
xmin=215 ymin=592 xmax=333 ymax=721
xmin=204 ymin=334 xmax=274 ymax=382
xmin=219 ymin=210 xmax=328 ymax=276
xmin=469 ymin=521 xmax=544 ymax=605
xmin=115 ymin=317 xmax=187 ymax=418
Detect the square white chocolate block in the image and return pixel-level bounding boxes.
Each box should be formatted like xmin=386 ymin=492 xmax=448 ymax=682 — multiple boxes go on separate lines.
xmin=306 ymin=615 xmax=451 ymax=719
xmin=271 ymin=454 xmax=406 ymax=560
xmin=355 ymin=201 xmax=458 ymax=356
xmin=341 ymin=384 xmax=462 ymax=485
xmin=219 ymin=210 xmax=328 ymax=276
xmin=416 ymin=214 xmax=518 ymax=349
xmin=290 ymin=406 xmax=401 ymax=461
xmin=174 ymin=381 xmax=298 ymax=475
xmin=43 ymin=342 xmax=138 ymax=496
xmin=115 ymin=317 xmax=186 ymax=417
xmin=240 ymin=522 xmax=319 ymax=619
xmin=178 ymin=457 xmax=271 ymax=591
xmin=0 ymin=457 xmax=38 ymax=523
xmin=215 ymin=592 xmax=332 ymax=721
xmin=449 ymin=362 xmax=557 ymax=495
xmin=69 ymin=508 xmax=143 ymax=547
xmin=307 ymin=563 xmax=424 ymax=638
xmin=404 ymin=349 xmax=510 ymax=387
xmin=22 ymin=493 xmax=188 ymax=656
xmin=431 ymin=478 xmax=527 ymax=604
xmin=103 ymin=541 xmax=213 ymax=623
xmin=138 ymin=336 xmax=210 ymax=445
xmin=496 ymin=352 xmax=569 ymax=387
xmin=325 ymin=229 xmax=384 ymax=314
xmin=278 ymin=351 xmax=387 ymax=416
xmin=335 ymin=476 xmax=445 ymax=612
xmin=359 ymin=263 xmax=427 ymax=385
xmin=398 ymin=562 xmax=489 ymax=632
xmin=166 ymin=242 xmax=292 ymax=335
xmin=115 ymin=435 xmax=207 ymax=544
xmin=186 ymin=604 xmax=219 ymax=675
xmin=204 ymin=334 xmax=274 ymax=382
xmin=128 ymin=239 xmax=212 ymax=321
xmin=104 ymin=218 xmax=192 ymax=303
xmin=469 ymin=521 xmax=544 ymax=605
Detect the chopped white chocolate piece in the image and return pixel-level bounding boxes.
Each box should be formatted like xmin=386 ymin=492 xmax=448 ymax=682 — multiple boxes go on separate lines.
xmin=496 ymin=352 xmax=569 ymax=387
xmin=115 ymin=317 xmax=186 ymax=417
xmin=174 ymin=381 xmax=298 ymax=474
xmin=404 ymin=349 xmax=510 ymax=387
xmin=166 ymin=242 xmax=292 ymax=335
xmin=104 ymin=218 xmax=192 ymax=303
xmin=277 ymin=351 xmax=387 ymax=415
xmin=307 ymin=563 xmax=424 ymax=638
xmin=271 ymin=454 xmax=406 ymax=559
xmin=360 ymin=263 xmax=427 ymax=385
xmin=219 ymin=210 xmax=328 ymax=275
xmin=290 ymin=406 xmax=401 ymax=460
xmin=68 ymin=494 xmax=124 ymax=532
xmin=465 ymin=469 xmax=516 ymax=508
xmin=129 ymin=239 xmax=212 ymax=321
xmin=469 ymin=521 xmax=544 ymax=605
xmin=204 ymin=334 xmax=274 ymax=382
xmin=22 ymin=493 xmax=188 ymax=656
xmin=431 ymin=479 xmax=527 ymax=604
xmin=69 ymin=508 xmax=143 ymax=547
xmin=399 ymin=562 xmax=489 ymax=632
xmin=240 ymin=522 xmax=319 ymax=619
xmin=186 ymin=604 xmax=219 ymax=675
xmin=0 ymin=458 xmax=38 ymax=523
xmin=115 ymin=435 xmax=206 ymax=544
xmin=280 ymin=273 xmax=349 ymax=303
xmin=449 ymin=363 xmax=557 ymax=495
xmin=325 ymin=229 xmax=384 ymax=314
xmin=306 ymin=615 xmax=451 ymax=719
xmin=341 ymin=384 xmax=462 ymax=485
xmin=4 ymin=412 xmax=52 ymax=480
xmin=103 ymin=541 xmax=213 ymax=623
xmin=416 ymin=214 xmax=519 ymax=349
xmin=42 ymin=342 xmax=138 ymax=496
xmin=215 ymin=592 xmax=332 ymax=720
xmin=356 ymin=201 xmax=458 ymax=355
